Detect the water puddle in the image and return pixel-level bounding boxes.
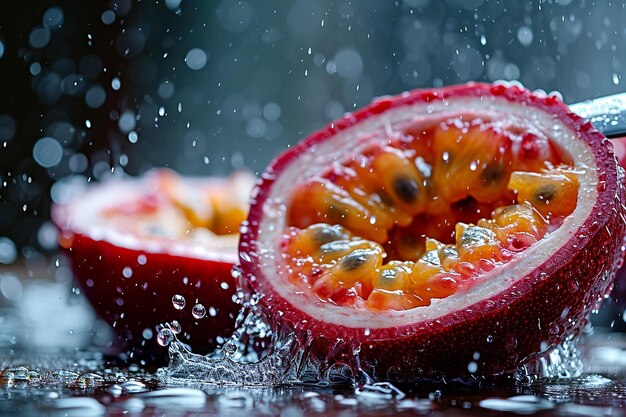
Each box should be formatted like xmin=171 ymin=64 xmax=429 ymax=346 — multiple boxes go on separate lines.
xmin=3 ymin=269 xmax=626 ymax=416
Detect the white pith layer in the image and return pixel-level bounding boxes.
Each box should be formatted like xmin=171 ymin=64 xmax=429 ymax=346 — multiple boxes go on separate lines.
xmin=257 ymin=96 xmax=598 ymax=329
xmin=57 ymin=176 xmax=239 ymax=263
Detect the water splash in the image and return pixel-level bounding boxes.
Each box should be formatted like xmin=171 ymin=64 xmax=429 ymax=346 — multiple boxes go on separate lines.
xmin=159 ymin=269 xmax=594 ymax=389
xmin=158 ymin=299 xmax=304 ymax=386
xmin=515 ymin=335 xmax=583 ymax=384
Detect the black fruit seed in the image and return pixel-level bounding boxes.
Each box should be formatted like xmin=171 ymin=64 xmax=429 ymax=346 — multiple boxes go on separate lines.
xmin=341 ymin=249 xmax=371 ymax=271
xmin=480 ymin=163 xmax=504 ymax=184
xmin=534 ymin=185 xmax=556 ymax=204
xmin=393 ymin=176 xmax=420 ymax=203
xmin=312 ymin=225 xmax=345 ymax=245
xmin=320 ymin=240 xmax=350 ymax=255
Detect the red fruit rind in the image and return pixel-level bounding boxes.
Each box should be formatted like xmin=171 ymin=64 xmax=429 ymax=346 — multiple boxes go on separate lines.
xmin=240 ymin=83 xmax=626 ymax=381
xmin=53 ymin=170 xmax=254 ymax=358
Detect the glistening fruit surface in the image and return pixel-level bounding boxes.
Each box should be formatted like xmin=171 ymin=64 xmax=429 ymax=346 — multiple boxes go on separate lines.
xmin=240 ymin=83 xmax=626 ymax=380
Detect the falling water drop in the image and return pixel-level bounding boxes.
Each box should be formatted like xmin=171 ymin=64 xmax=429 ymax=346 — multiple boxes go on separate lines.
xmin=157 ymin=328 xmax=174 ymax=347
xmin=192 ymin=304 xmax=206 ymax=319
xmin=157 ymin=329 xmax=174 ymax=346
xmin=169 ymin=320 xmax=182 ymax=334
xmin=172 ymin=294 xmax=186 ymax=310
xmin=223 ymin=340 xmax=237 ymax=357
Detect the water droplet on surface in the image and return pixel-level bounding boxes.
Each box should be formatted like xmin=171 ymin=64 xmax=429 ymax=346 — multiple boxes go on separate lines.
xmin=45 ymin=397 xmax=106 ymax=416
xmin=172 ymin=294 xmax=186 ymax=310
xmin=139 ymin=388 xmax=206 ymax=408
xmin=75 ymin=372 xmax=105 ymax=388
xmin=231 ymin=265 xmax=243 ymax=279
xmin=480 ymin=396 xmax=555 ymax=414
xmin=192 ymin=304 xmax=206 ymax=319
xmin=120 ymin=379 xmax=147 ymax=393
xmin=550 ymin=324 xmax=560 ymax=335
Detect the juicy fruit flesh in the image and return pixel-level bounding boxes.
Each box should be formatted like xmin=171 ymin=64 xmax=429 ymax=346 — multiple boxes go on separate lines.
xmin=282 ymin=115 xmax=580 ymax=311
xmin=100 ymin=170 xmax=250 ymax=244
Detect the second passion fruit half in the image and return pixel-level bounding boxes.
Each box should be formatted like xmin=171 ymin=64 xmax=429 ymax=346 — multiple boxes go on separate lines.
xmin=53 ymin=169 xmax=255 ymax=361
xmin=239 ymin=83 xmax=626 ymax=382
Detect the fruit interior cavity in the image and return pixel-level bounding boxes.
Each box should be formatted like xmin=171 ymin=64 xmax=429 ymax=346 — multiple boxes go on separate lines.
xmin=100 ymin=170 xmax=250 ymax=242
xmin=280 ymin=112 xmax=581 ymax=311
xmin=57 ymin=169 xmax=256 ymax=262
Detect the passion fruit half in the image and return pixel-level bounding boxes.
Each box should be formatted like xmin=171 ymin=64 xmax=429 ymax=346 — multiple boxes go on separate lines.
xmin=240 ymin=83 xmax=626 ymax=382
xmin=53 ymin=169 xmax=255 ymax=361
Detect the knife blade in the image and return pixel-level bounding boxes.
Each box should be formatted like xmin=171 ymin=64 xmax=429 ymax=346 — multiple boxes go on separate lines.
xmin=570 ymin=93 xmax=626 ymax=139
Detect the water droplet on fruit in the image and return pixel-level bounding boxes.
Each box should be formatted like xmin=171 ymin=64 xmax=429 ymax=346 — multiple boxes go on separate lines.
xmin=157 ymin=328 xmax=174 ymax=346
xmin=550 ymin=324 xmax=560 ymax=335
xmin=486 ymin=335 xmax=494 ymax=343
xmin=122 ymin=267 xmax=133 ymax=278
xmin=506 ymin=335 xmax=518 ymax=350
xmin=192 ymin=304 xmax=206 ymax=319
xmin=172 ymin=294 xmax=186 ymax=310
xmin=231 ymin=265 xmax=243 ymax=279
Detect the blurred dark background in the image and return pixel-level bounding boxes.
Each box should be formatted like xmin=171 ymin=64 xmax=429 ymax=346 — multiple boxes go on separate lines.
xmin=0 ymin=0 xmax=625 ymax=258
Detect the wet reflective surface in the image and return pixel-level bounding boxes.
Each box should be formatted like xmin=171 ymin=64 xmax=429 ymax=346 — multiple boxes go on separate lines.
xmin=3 ymin=262 xmax=626 ymax=416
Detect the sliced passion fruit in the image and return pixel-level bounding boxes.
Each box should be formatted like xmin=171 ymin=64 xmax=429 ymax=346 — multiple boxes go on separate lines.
xmin=240 ymin=83 xmax=626 ymax=382
xmin=52 ymin=169 xmax=255 ymax=361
